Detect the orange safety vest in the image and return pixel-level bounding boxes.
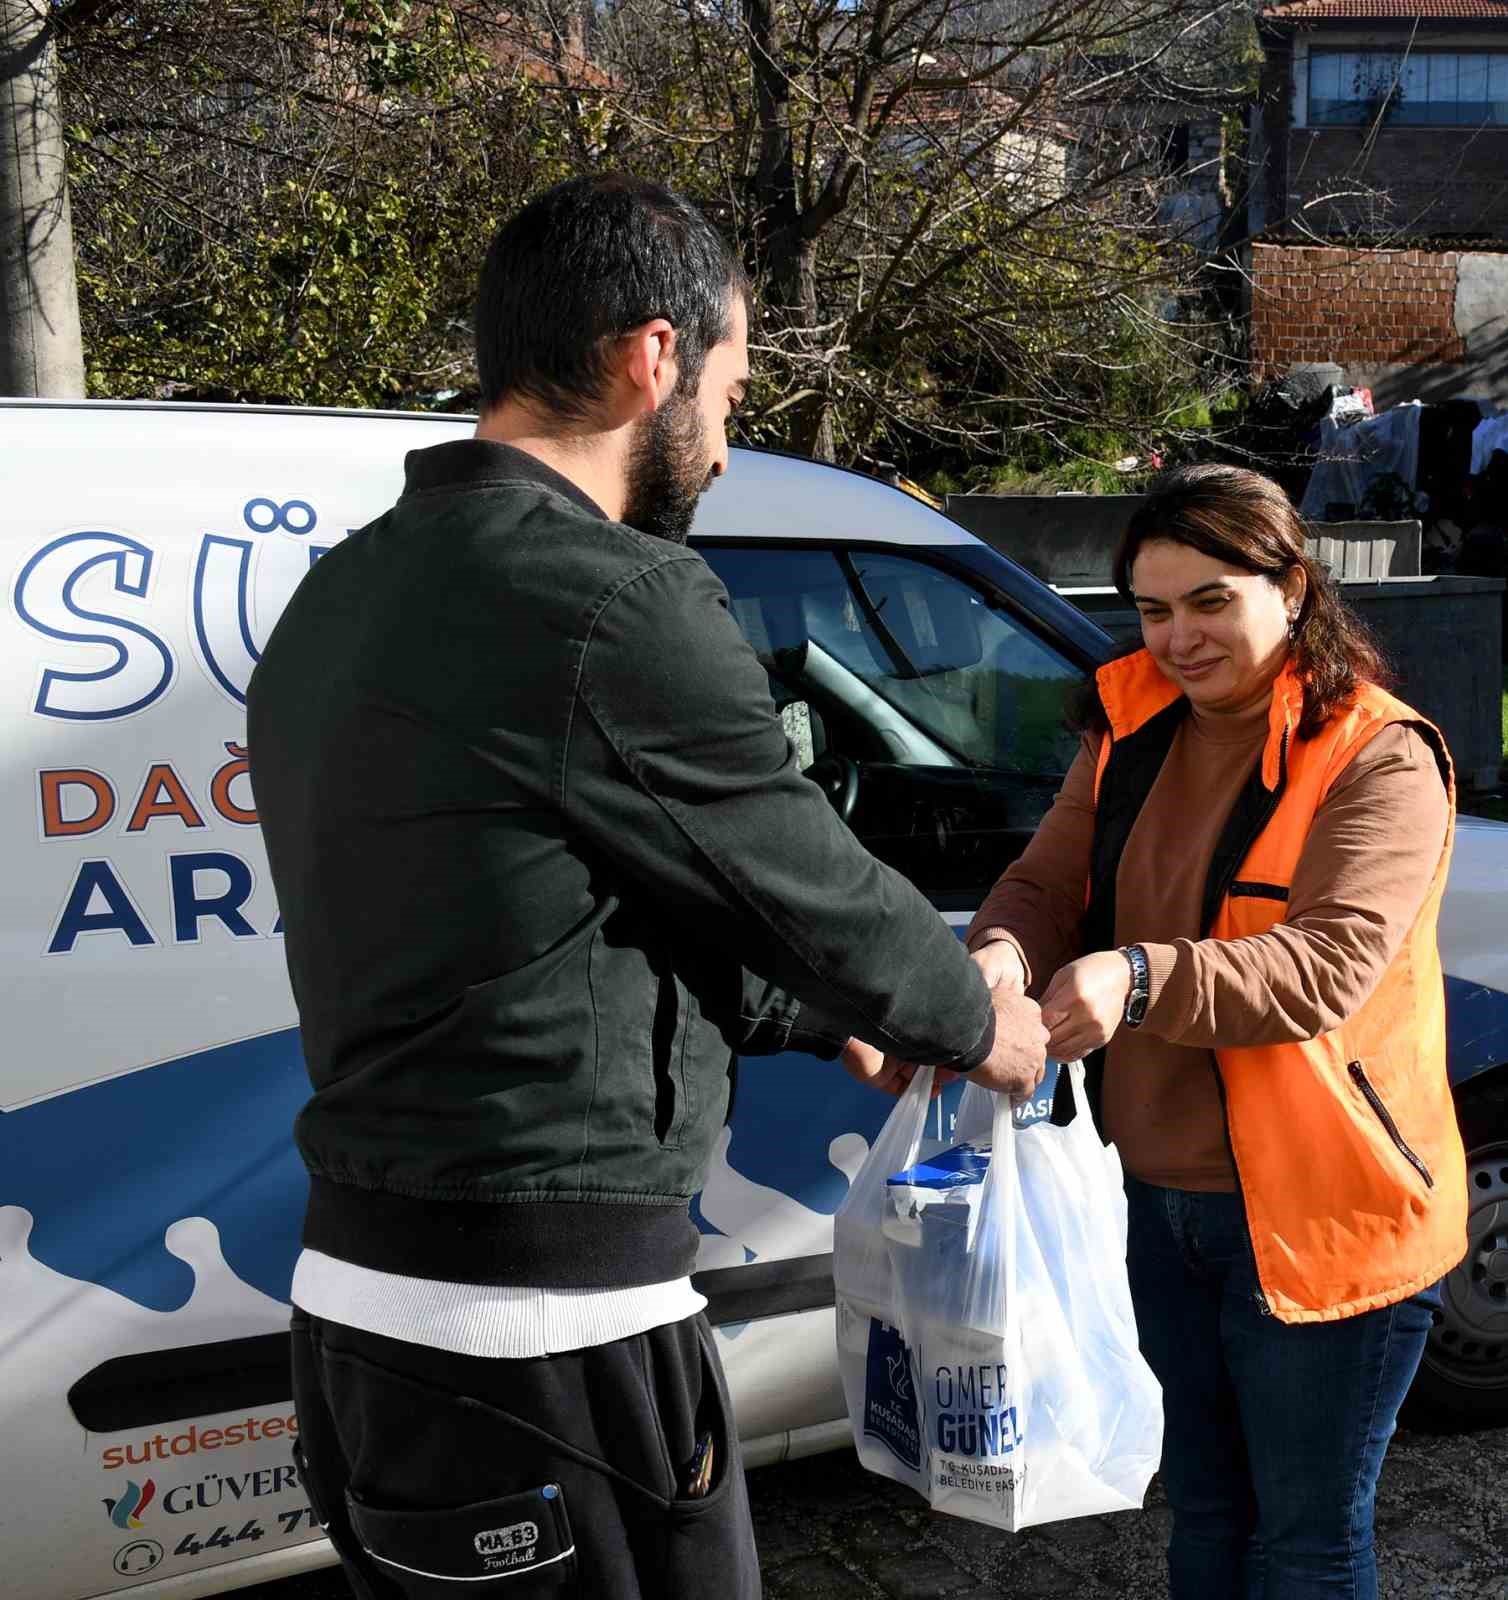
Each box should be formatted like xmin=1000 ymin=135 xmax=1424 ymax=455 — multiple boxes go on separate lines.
xmin=1088 ymin=648 xmax=1468 ymax=1324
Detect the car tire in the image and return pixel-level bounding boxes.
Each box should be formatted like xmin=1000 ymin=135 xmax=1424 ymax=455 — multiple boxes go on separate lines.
xmin=1401 ymin=1070 xmax=1508 ymax=1432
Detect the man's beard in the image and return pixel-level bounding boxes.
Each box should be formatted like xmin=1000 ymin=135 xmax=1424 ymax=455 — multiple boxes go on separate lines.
xmin=621 ymin=391 xmax=714 ymax=544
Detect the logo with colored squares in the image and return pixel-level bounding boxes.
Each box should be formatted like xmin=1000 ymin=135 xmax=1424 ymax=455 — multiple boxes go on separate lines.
xmin=102 ymin=1479 xmax=157 ymax=1529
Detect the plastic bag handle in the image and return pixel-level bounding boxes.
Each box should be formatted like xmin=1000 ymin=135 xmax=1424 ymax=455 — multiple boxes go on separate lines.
xmin=832 ymin=1064 xmax=938 ymax=1301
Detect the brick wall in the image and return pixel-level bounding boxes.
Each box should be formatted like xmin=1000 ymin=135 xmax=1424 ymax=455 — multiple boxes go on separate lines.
xmin=1287 ymin=127 xmax=1508 ymax=242
xmin=1250 ymin=242 xmax=1466 ymax=376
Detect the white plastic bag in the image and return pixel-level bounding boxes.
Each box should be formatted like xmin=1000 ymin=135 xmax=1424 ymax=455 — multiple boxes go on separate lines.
xmin=833 ymin=1063 xmax=1162 ymax=1531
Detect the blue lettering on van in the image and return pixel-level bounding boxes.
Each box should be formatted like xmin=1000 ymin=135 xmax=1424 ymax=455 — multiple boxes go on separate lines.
xmin=12 ymin=533 xmax=176 ymax=721
xmin=48 ymin=859 xmax=158 ymax=952
xmin=45 ymin=851 xmax=274 ymax=953
xmin=192 ymin=536 xmax=261 ymax=707
xmin=170 ymin=852 xmax=259 ymax=943
xmin=242 ymin=499 xmax=316 ymax=536
xmin=192 ymin=515 xmax=335 ymax=706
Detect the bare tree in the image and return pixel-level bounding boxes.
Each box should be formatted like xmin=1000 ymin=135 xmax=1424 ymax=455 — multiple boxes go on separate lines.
xmin=521 ymin=0 xmax=1256 ymax=462
xmin=57 ymin=0 xmax=1257 ymax=471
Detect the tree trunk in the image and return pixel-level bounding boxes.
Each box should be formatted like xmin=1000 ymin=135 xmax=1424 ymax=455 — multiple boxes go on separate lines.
xmin=743 ymin=0 xmax=835 ymax=461
xmin=786 ymin=238 xmax=835 ymax=461
xmin=1 ymin=1 xmax=85 ymax=397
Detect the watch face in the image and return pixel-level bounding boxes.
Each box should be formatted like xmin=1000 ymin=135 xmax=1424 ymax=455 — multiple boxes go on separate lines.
xmin=1126 ymin=993 xmax=1149 ymax=1026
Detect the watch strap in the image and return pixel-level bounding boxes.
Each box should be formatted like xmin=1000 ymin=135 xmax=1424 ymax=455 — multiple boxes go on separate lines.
xmin=1118 ymin=944 xmax=1150 ymax=1028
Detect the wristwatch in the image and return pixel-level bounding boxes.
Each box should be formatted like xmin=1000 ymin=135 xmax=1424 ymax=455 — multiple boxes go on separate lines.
xmin=1118 ymin=944 xmax=1150 ymax=1029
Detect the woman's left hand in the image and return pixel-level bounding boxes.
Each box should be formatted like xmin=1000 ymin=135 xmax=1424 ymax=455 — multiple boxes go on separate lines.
xmin=1039 ymin=951 xmax=1132 ymax=1060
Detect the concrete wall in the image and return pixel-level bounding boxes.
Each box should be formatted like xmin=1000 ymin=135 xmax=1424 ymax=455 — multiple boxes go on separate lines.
xmin=945 ymin=492 xmax=1423 ymax=585
xmin=1250 ymin=243 xmax=1508 ymax=406
xmin=1354 ymin=253 xmax=1508 ymax=408
xmin=1066 ymin=575 xmax=1506 ymax=788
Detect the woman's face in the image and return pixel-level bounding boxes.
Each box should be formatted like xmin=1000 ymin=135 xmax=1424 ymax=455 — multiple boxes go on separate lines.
xmin=1130 ymin=538 xmax=1305 ymax=716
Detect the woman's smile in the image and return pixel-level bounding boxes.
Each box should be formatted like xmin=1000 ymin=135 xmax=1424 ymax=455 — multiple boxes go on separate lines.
xmin=1172 ymin=656 xmax=1224 ymax=681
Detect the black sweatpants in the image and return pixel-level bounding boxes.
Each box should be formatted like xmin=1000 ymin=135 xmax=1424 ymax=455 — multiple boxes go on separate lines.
xmin=290 ymin=1308 xmax=760 ymax=1599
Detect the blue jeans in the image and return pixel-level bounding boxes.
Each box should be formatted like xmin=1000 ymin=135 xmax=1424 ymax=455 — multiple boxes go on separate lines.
xmin=1124 ymin=1177 xmax=1438 ymax=1600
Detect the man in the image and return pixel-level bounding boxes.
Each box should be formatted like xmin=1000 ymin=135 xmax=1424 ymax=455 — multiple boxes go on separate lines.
xmin=248 ymin=174 xmax=1046 ymax=1600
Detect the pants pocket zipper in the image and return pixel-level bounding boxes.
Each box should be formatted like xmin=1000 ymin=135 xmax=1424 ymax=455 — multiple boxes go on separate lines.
xmin=1348 ymin=1061 xmax=1434 ymax=1189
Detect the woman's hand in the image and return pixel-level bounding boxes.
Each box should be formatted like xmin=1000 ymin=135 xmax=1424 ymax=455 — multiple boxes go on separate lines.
xmin=1039 ymin=951 xmax=1132 ymax=1060
xmin=970 ymin=937 xmax=1027 ymax=994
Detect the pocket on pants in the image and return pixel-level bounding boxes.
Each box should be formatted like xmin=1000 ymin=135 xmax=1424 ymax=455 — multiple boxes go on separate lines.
xmin=291 ymin=1321 xmax=383 ymax=1599
xmin=654 ymin=1325 xmax=757 ymax=1598
xmin=345 ymin=1482 xmax=578 ymax=1596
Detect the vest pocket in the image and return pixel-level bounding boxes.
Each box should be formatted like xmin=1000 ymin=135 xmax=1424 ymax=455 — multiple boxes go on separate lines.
xmin=1348 ymin=1061 xmax=1434 ymax=1189
xmin=1220 ymin=880 xmax=1292 ymax=940
xmin=1228 ymin=880 xmax=1290 ymax=903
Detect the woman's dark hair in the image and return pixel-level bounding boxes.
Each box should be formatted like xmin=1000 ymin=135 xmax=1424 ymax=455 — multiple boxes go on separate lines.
xmin=1085 ymin=463 xmax=1387 ymax=739
xmin=474 ymin=173 xmax=749 ymax=422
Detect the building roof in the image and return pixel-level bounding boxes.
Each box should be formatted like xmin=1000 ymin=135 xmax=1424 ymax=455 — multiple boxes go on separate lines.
xmin=1262 ymin=0 xmax=1508 ymax=20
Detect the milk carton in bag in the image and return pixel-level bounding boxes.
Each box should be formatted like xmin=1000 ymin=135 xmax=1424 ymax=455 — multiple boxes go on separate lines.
xmin=834 ymin=1062 xmax=1162 ymax=1531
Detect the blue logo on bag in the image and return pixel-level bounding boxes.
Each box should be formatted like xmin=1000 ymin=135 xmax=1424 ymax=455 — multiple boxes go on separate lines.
xmin=864 ymin=1320 xmax=922 ymax=1470
xmin=934 ymin=1363 xmax=1021 ymax=1458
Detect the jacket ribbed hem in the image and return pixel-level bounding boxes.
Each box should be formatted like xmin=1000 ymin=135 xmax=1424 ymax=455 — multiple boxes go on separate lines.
xmin=302 ymin=1176 xmax=700 ymax=1288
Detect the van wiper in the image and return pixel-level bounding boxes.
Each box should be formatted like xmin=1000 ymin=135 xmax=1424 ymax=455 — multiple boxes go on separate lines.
xmin=837 ymin=551 xmax=918 ymax=681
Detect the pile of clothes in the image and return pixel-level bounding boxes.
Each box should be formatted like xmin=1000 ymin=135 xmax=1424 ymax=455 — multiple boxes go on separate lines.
xmin=1295 ymin=395 xmax=1507 ymax=654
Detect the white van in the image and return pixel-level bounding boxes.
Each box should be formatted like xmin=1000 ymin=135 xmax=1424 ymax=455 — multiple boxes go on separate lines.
xmin=4 ymin=400 xmax=1506 ymax=1600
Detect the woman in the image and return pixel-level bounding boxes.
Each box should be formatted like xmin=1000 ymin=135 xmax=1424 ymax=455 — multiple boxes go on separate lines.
xmin=968 ymin=464 xmax=1467 ymax=1600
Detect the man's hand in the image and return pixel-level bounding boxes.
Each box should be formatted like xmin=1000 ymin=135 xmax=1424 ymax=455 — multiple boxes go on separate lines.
xmin=840 ymin=1039 xmax=954 ymax=1099
xmin=968 ymin=985 xmax=1050 ymax=1104
xmin=1039 ymin=951 xmax=1132 ymax=1061
xmin=970 ymin=937 xmax=1027 ymax=994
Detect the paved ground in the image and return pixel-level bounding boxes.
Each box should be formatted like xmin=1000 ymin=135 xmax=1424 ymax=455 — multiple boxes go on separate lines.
xmin=242 ymin=1423 xmax=1506 ymax=1599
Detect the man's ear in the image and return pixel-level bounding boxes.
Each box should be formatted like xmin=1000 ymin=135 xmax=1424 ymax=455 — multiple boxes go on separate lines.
xmin=621 ymin=318 xmax=679 ymax=414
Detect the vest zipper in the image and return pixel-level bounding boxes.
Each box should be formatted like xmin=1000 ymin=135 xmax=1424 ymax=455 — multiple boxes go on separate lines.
xmin=1207 ymin=1061 xmax=1273 ymax=1317
xmin=1203 ymin=727 xmax=1288 ymax=1321
xmin=1347 ymin=1062 xmax=1434 ymax=1189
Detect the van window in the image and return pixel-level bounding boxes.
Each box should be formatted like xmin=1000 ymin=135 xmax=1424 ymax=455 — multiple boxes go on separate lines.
xmin=703 ymin=545 xmax=1085 ymax=905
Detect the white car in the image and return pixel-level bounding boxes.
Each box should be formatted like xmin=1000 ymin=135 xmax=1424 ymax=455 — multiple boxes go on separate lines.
xmin=3 ymin=400 xmax=1505 ymax=1600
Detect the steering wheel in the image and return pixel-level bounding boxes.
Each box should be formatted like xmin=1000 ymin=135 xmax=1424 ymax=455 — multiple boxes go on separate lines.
xmin=804 ymin=752 xmax=860 ymax=823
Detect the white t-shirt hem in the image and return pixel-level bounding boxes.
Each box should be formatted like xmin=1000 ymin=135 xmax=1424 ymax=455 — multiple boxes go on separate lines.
xmin=291 ymin=1248 xmax=708 ymax=1359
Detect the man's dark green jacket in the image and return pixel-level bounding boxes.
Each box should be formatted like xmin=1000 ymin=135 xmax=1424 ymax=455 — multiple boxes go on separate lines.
xmin=247 ymin=440 xmax=995 ymax=1289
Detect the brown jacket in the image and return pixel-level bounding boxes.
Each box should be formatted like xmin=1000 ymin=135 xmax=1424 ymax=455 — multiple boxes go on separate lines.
xmin=969 ymin=652 xmax=1466 ymax=1320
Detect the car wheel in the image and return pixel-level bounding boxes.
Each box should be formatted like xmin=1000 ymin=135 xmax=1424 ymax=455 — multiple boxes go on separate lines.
xmin=1401 ymin=1071 xmax=1508 ymax=1431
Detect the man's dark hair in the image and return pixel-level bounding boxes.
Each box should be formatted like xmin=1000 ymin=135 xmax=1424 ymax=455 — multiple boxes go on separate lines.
xmin=475 ymin=174 xmax=748 ymax=421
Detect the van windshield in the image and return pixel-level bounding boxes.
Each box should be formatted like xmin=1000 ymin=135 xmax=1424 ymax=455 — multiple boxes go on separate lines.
xmin=707 ymin=546 xmax=1082 ymax=776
